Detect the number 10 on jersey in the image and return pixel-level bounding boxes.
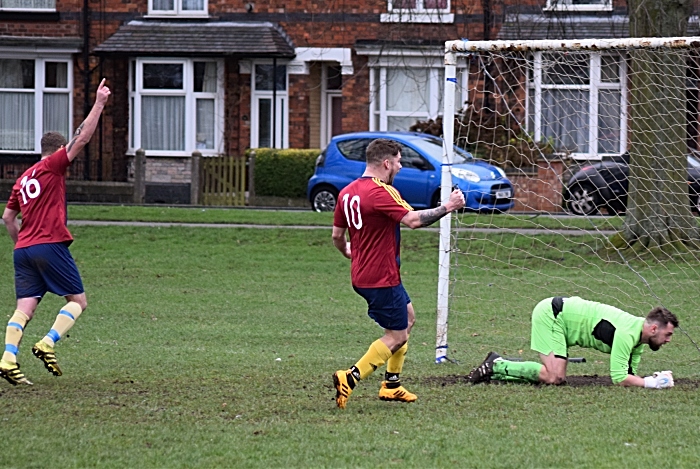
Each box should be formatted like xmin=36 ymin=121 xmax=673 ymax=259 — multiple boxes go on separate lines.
xmin=342 ymin=193 xmax=363 ymax=229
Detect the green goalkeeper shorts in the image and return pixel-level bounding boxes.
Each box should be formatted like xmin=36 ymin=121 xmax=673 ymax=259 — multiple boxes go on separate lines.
xmin=530 ymin=297 xmax=568 ymax=358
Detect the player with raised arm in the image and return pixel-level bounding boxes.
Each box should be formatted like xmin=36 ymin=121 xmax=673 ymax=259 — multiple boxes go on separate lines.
xmin=466 ymin=297 xmax=677 ymax=389
xmin=331 ymin=138 xmax=465 ymax=409
xmin=0 ymin=79 xmax=111 ymax=386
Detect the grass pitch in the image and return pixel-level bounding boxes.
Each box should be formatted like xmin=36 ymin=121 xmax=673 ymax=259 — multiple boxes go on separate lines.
xmin=0 ymin=207 xmax=699 ymax=468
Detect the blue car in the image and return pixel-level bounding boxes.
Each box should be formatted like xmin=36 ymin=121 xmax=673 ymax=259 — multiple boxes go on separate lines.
xmin=307 ymin=131 xmax=515 ymax=212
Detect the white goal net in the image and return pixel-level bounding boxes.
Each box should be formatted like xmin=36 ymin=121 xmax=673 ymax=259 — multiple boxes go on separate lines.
xmin=436 ymin=37 xmax=700 ymax=365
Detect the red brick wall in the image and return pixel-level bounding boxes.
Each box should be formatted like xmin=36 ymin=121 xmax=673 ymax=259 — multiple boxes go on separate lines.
xmin=234 ymin=66 xmax=251 ymax=157
xmin=508 ymin=159 xmax=566 ymax=213
xmin=224 ymin=58 xmax=247 ymax=157
xmin=288 ymin=74 xmax=311 ymax=149
xmin=342 ymin=54 xmax=371 ymax=135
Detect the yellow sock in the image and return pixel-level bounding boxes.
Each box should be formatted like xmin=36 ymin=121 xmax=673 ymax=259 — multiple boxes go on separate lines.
xmin=354 ymin=339 xmax=393 ymax=380
xmin=386 ymin=339 xmax=409 ymax=375
xmin=2 ymin=310 xmax=30 ymax=363
xmin=43 ymin=302 xmax=82 ymax=347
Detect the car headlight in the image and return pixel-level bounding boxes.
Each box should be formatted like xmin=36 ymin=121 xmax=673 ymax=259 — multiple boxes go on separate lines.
xmin=452 ymin=168 xmax=480 ymax=183
xmin=494 ymin=166 xmax=506 ymax=179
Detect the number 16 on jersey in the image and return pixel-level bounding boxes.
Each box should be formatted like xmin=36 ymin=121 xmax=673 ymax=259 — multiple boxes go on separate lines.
xmin=19 ymin=170 xmax=41 ymax=205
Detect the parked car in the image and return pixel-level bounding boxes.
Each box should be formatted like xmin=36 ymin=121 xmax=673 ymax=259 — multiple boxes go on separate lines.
xmin=307 ymin=131 xmax=515 ymax=213
xmin=563 ymin=153 xmax=700 ymax=215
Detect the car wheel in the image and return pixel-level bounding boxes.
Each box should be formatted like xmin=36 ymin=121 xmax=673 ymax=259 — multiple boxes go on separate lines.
xmin=431 ymin=190 xmax=442 ymax=208
xmin=311 ymin=186 xmax=338 ymax=212
xmin=566 ymin=183 xmax=600 ymax=216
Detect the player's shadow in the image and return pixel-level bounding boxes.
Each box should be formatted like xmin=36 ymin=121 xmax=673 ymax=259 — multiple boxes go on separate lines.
xmin=422 ymin=375 xmax=700 ymax=387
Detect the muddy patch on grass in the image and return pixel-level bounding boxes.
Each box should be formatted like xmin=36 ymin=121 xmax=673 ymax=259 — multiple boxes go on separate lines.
xmin=422 ymin=374 xmax=700 ymax=388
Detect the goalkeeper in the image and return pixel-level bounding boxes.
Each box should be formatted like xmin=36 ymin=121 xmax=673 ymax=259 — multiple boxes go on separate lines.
xmin=467 ymin=297 xmax=678 ymax=389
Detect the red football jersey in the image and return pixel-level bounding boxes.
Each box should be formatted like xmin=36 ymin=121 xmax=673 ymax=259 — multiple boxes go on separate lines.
xmin=333 ymin=177 xmax=413 ymax=288
xmin=6 ymin=148 xmax=72 ymax=249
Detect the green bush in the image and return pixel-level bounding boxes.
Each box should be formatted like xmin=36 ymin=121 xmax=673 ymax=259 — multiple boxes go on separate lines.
xmin=249 ymin=148 xmax=320 ymax=198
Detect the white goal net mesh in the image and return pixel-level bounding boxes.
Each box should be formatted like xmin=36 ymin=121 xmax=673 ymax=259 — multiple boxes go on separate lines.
xmin=438 ymin=38 xmax=700 ymax=367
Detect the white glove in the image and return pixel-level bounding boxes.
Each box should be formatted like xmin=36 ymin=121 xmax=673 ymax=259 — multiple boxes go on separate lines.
xmin=654 ymin=371 xmax=674 ymax=388
xmin=644 ymin=371 xmax=674 ymax=389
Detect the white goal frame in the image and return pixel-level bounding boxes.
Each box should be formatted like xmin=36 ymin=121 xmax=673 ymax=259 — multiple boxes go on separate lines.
xmin=435 ymin=36 xmax=700 ymax=363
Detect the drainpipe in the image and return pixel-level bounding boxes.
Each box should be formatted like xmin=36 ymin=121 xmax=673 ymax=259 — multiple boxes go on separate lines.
xmin=98 ymin=58 xmax=103 ymax=181
xmin=481 ymin=0 xmax=492 ymax=109
xmin=82 ymin=0 xmax=91 ymax=180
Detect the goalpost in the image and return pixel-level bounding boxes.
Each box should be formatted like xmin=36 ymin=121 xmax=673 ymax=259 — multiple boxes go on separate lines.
xmin=436 ymin=37 xmax=700 ymax=364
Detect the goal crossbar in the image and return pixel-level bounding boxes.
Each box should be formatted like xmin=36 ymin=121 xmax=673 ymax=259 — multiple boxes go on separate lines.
xmin=445 ymin=36 xmax=700 ymax=57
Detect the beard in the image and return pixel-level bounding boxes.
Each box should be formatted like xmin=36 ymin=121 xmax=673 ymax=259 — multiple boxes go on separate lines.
xmin=648 ymin=340 xmax=661 ymax=351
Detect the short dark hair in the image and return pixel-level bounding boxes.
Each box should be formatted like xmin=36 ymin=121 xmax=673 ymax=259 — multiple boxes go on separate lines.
xmin=41 ymin=132 xmax=68 ymax=156
xmin=646 ymin=306 xmax=679 ymax=328
xmin=366 ymin=138 xmax=401 ymax=165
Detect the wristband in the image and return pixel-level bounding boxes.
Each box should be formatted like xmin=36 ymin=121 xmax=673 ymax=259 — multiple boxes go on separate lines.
xmin=644 ymin=376 xmax=659 ymax=389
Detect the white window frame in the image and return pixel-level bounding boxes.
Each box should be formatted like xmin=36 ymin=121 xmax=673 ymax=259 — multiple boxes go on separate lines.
xmin=250 ymin=60 xmax=289 ymax=149
xmin=128 ymin=57 xmax=224 ymax=156
xmin=147 ymin=0 xmax=208 ymax=17
xmin=0 ymin=54 xmax=73 ymax=154
xmin=526 ymin=51 xmax=627 ymax=160
xmin=368 ymin=57 xmax=467 ymax=132
xmin=382 ymin=0 xmax=454 ymax=23
xmin=544 ymin=0 xmax=612 ymax=12
xmin=0 ymin=0 xmax=55 ymax=12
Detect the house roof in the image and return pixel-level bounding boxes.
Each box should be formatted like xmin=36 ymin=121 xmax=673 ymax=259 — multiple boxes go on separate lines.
xmin=93 ymin=21 xmax=295 ymax=58
xmin=498 ymin=14 xmax=700 ymax=40
xmin=0 ymin=36 xmax=82 ymax=52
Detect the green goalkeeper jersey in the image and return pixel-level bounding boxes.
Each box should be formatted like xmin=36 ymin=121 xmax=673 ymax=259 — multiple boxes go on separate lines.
xmin=559 ymin=296 xmax=645 ymax=384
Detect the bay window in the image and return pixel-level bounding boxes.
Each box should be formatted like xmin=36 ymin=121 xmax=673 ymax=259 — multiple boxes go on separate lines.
xmin=0 ymin=0 xmax=55 ymax=11
xmin=0 ymin=57 xmax=71 ymax=153
xmin=382 ymin=0 xmax=453 ymax=23
xmin=527 ymin=52 xmax=626 ymax=159
xmin=148 ymin=0 xmax=207 ymax=16
xmin=129 ymin=58 xmax=223 ymax=155
xmin=370 ymin=65 xmax=465 ymax=132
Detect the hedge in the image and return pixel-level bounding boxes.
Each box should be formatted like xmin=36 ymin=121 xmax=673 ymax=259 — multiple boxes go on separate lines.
xmin=248 ymin=148 xmax=321 ymax=198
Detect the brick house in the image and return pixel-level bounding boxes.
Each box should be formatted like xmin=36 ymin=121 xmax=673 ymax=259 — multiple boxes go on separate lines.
xmin=1 ymin=0 xmax=697 ymax=202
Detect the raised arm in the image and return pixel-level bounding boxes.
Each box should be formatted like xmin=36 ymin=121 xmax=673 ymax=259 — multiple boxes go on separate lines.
xmin=400 ymin=188 xmax=465 ymax=229
xmin=2 ymin=207 xmax=20 ymax=245
xmin=66 ymin=78 xmax=111 ymax=162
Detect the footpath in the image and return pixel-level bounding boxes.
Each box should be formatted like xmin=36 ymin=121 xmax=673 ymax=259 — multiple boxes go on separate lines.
xmin=67 ymin=220 xmax=616 ymax=236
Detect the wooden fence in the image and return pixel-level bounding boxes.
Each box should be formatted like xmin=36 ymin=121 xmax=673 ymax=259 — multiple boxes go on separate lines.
xmin=198 ymin=154 xmax=248 ymax=206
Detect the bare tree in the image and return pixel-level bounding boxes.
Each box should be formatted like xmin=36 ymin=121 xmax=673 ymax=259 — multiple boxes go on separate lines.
xmin=611 ymin=0 xmax=700 ymax=255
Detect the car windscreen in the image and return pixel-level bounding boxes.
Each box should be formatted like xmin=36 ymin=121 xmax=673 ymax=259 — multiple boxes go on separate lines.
xmin=413 ymin=137 xmax=470 ymax=164
xmin=688 ymin=154 xmax=700 ymax=168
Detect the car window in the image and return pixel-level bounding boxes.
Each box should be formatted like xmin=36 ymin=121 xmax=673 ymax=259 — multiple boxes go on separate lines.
xmin=397 ymin=144 xmax=420 ymax=169
xmin=336 ymin=139 xmax=372 ymax=162
xmin=414 ymin=137 xmax=470 ymax=164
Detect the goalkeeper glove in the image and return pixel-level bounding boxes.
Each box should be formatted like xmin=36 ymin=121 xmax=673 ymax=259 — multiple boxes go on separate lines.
xmin=644 ymin=371 xmax=674 ymax=389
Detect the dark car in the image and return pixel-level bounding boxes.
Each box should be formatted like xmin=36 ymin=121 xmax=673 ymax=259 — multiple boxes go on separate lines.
xmin=307 ymin=131 xmax=515 ymax=212
xmin=563 ymin=153 xmax=700 ymax=215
